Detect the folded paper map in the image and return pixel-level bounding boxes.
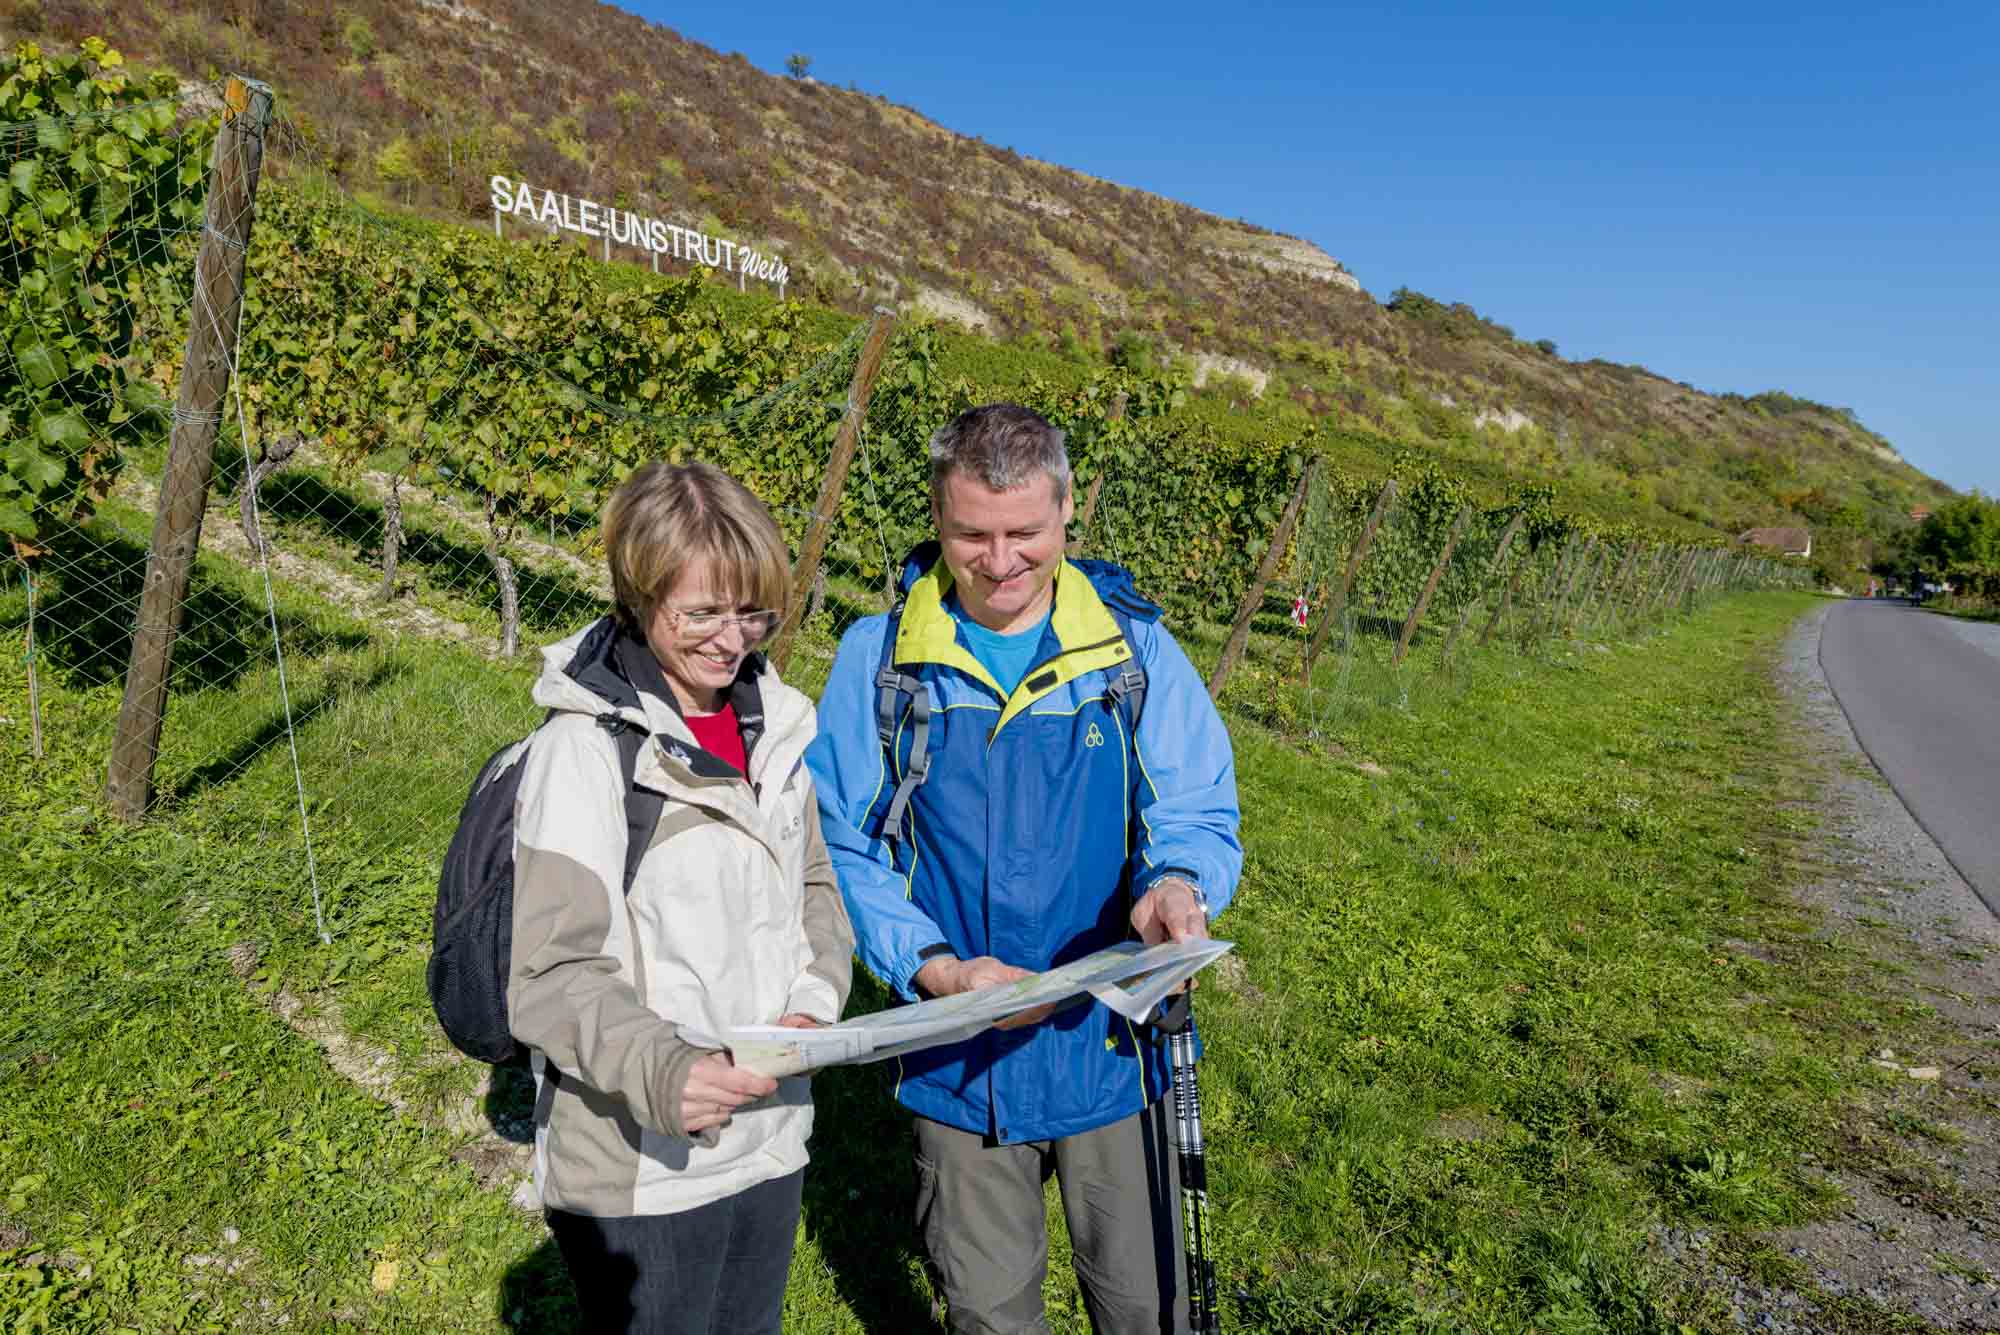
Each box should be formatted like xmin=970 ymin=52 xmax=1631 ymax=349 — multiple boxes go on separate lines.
xmin=681 ymin=938 xmax=1234 ymax=1078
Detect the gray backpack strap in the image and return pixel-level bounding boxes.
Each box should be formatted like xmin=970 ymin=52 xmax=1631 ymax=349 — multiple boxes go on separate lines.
xmin=1104 ymin=607 xmax=1148 ymax=733
xmin=875 ymin=664 xmax=932 ymax=845
xmin=1106 ymin=662 xmax=1146 ymax=732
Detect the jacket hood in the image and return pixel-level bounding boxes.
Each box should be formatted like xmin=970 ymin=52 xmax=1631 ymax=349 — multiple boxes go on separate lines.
xmin=896 ymin=542 xmax=1161 ymax=625
xmin=533 ymin=617 xmax=815 ymax=756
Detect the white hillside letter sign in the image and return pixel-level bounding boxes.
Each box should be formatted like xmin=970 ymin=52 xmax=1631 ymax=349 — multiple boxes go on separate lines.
xmin=487 ymin=174 xmax=791 ymax=292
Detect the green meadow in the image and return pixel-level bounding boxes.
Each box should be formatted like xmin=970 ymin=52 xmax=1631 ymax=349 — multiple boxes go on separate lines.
xmin=0 ymin=526 xmax=1933 ymax=1331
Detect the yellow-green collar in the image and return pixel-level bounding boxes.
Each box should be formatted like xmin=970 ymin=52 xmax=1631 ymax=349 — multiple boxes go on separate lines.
xmin=893 ymin=559 xmax=1133 ymax=734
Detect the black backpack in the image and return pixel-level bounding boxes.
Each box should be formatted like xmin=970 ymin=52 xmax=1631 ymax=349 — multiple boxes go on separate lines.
xmin=427 ymin=712 xmax=664 ymax=1067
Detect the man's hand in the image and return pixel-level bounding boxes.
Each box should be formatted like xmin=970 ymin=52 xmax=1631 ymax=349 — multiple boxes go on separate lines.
xmin=1131 ymin=875 xmax=1209 ymax=975
xmin=1130 ymin=877 xmax=1209 ymax=946
xmin=681 ymin=1052 xmax=778 ymax=1136
xmin=911 ymin=954 xmax=1054 ymax=1030
xmin=912 ymin=954 xmax=1030 ymax=998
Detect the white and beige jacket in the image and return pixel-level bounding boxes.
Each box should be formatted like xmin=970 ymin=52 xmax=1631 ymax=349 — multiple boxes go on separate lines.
xmin=508 ymin=618 xmax=853 ymax=1217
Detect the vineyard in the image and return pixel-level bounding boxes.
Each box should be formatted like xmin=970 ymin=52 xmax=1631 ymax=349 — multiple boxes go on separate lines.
xmin=0 ymin=41 xmax=1804 ymax=673
xmin=0 ymin=43 xmax=1835 ymax=1332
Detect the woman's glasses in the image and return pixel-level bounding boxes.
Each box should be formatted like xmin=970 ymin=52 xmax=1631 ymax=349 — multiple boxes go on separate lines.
xmin=665 ymin=604 xmax=780 ymax=641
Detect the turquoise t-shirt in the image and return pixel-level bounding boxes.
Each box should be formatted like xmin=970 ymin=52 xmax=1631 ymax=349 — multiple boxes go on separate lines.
xmin=950 ymin=597 xmax=1052 ymax=697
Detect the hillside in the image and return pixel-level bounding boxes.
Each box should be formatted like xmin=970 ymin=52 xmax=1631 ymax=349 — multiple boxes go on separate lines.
xmin=1 ymin=0 xmax=1953 ymax=567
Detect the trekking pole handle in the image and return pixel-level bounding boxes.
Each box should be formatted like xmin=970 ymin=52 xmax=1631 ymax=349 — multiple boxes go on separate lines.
xmin=1151 ymin=990 xmax=1193 ymax=1036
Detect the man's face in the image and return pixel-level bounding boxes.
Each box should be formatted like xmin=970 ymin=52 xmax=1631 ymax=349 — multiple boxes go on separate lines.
xmin=933 ymin=469 xmax=1073 ymax=634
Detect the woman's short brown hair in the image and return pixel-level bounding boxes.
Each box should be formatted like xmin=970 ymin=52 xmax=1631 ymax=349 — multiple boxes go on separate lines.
xmin=601 ymin=462 xmax=791 ymax=628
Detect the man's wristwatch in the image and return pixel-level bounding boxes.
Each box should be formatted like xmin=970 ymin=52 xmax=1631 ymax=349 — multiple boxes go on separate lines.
xmin=1161 ymin=876 xmax=1210 ymax=922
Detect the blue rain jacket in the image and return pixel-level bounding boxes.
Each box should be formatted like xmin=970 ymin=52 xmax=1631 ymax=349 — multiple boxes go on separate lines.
xmin=805 ymin=544 xmax=1243 ymax=1144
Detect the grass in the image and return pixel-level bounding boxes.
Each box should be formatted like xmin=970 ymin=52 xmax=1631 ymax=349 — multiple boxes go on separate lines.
xmin=0 ymin=521 xmax=1945 ymax=1331
xmin=1924 ymin=598 xmax=2000 ymax=625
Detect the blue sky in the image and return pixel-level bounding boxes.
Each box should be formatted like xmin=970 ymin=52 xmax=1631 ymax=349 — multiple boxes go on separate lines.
xmin=629 ymin=1 xmax=1997 ymax=496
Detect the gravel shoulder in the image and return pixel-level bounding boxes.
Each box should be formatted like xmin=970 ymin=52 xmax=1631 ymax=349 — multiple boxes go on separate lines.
xmin=1691 ymin=601 xmax=2000 ymax=1330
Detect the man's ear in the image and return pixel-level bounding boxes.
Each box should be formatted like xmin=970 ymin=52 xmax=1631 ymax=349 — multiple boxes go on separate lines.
xmin=1058 ymin=477 xmax=1075 ymax=527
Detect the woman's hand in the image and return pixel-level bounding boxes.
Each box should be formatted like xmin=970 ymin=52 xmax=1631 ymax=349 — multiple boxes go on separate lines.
xmin=776 ymin=1013 xmax=824 ymax=1029
xmin=681 ymin=1052 xmax=778 ymax=1135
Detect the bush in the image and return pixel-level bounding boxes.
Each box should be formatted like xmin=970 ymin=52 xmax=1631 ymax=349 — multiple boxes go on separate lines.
xmin=342 ymin=13 xmax=375 ymax=63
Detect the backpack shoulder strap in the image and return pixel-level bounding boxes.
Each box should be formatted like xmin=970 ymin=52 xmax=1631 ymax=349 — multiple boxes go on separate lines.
xmin=1104 ymin=607 xmax=1148 ymax=734
xmin=594 ymin=713 xmax=663 ymax=894
xmin=872 ymin=605 xmax=931 ymax=846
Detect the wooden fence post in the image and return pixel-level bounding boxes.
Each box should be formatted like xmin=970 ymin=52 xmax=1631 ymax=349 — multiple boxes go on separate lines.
xmin=1670 ymin=550 xmax=1706 ymax=613
xmin=1395 ymin=506 xmax=1472 ymax=666
xmin=768 ymin=309 xmax=897 ymax=670
xmin=1711 ymin=551 xmax=1734 ymax=596
xmin=1443 ymin=511 xmax=1526 ymax=665
xmin=1526 ymin=535 xmax=1580 ymax=639
xmin=1697 ymin=551 xmax=1723 ymax=602
xmin=1563 ymin=545 xmax=1613 ymax=636
xmin=1580 ymin=543 xmax=1626 ymax=635
xmin=1067 ymin=392 xmax=1125 ymax=556
xmin=1723 ymin=552 xmax=1747 ymax=593
xmin=21 ymin=562 xmax=42 ymax=759
xmin=1592 ymin=542 xmax=1650 ymax=635
xmin=1208 ymin=454 xmax=1322 ymax=701
xmin=1065 ymin=474 xmax=1107 ymax=558
xmin=1647 ymin=549 xmax=1692 ymax=616
xmin=1537 ymin=535 xmax=1597 ymax=643
xmin=1661 ymin=550 xmax=1691 ymax=613
xmin=1299 ymin=478 xmax=1395 ymax=682
xmin=104 ymin=77 xmax=275 ymax=822
xmin=1616 ymin=544 xmax=1663 ymax=629
xmin=1576 ymin=543 xmax=1640 ymax=639
xmin=1479 ymin=546 xmax=1533 ymax=648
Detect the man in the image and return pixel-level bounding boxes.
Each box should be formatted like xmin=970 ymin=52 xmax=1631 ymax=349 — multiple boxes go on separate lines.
xmin=805 ymin=403 xmax=1242 ymax=1334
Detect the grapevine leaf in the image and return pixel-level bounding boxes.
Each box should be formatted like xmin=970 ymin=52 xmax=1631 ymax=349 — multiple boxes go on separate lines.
xmin=12 ymin=334 xmax=64 ymax=388
xmin=9 ymin=444 xmax=66 ymax=490
xmin=0 ymin=497 xmax=35 ymax=540
xmin=35 ymin=409 xmax=90 ymax=451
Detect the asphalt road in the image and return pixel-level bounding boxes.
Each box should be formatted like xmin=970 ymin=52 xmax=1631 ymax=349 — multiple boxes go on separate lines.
xmin=1818 ymin=599 xmax=2000 ymax=917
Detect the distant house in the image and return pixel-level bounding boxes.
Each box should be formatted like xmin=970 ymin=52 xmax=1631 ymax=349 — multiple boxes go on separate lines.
xmin=1910 ymin=505 xmax=1932 ymax=523
xmin=1738 ymin=526 xmax=1812 ymax=558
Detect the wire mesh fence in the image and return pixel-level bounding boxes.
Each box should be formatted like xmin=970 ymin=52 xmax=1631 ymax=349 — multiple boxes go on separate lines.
xmin=0 ymin=78 xmax=894 ymax=1075
xmin=1 ymin=74 xmax=1811 ymax=1159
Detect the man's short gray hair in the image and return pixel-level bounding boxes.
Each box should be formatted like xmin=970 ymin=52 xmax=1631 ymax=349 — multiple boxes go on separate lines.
xmin=928 ymin=403 xmax=1072 ymax=501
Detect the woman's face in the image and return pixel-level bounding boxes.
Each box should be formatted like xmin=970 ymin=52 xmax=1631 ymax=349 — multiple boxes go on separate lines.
xmin=642 ymin=559 xmax=774 ymax=714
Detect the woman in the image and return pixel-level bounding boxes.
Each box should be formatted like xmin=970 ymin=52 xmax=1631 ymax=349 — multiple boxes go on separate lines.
xmin=506 ymin=461 xmax=853 ymax=1333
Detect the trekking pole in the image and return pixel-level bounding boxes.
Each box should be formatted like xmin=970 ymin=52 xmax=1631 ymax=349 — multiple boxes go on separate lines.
xmin=1161 ymin=996 xmax=1221 ymax=1334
